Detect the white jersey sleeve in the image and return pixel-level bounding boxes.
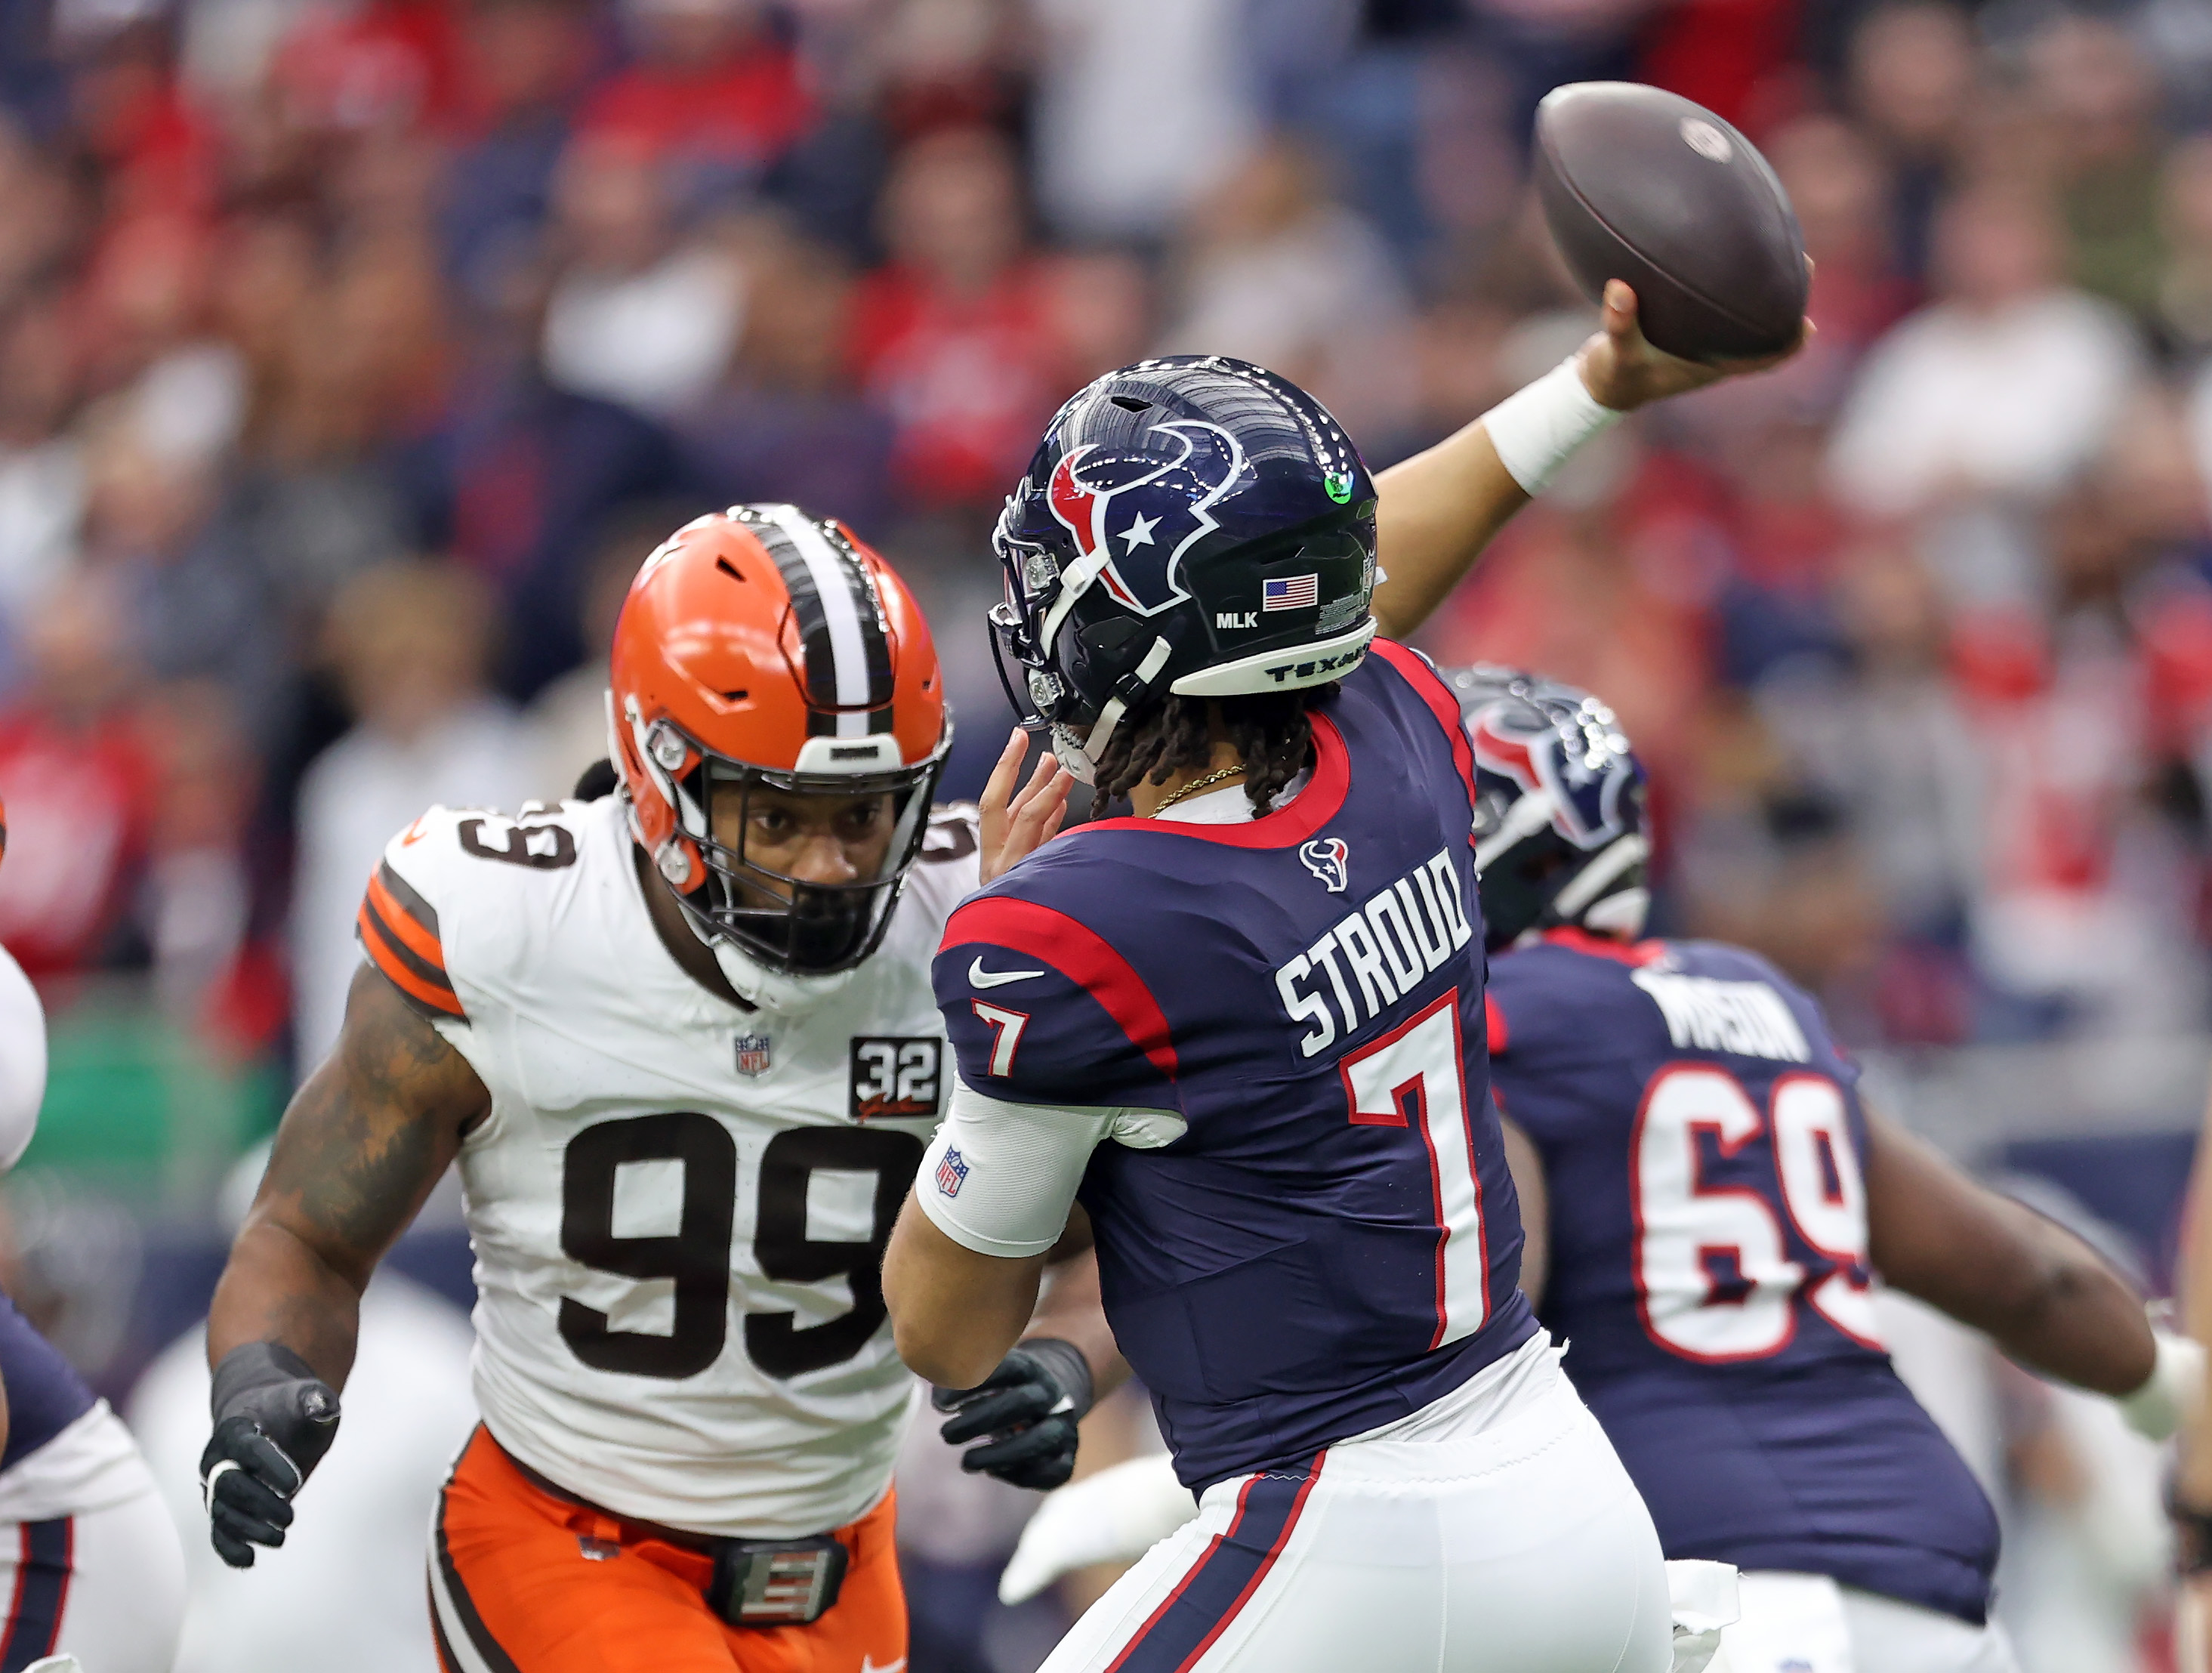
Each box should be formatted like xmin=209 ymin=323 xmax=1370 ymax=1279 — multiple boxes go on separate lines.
xmin=0 ymin=945 xmax=45 ymax=1172
xmin=918 ymin=1078 xmax=1187 ymax=1258
xmin=916 ymin=1079 xmax=1114 ymax=1258
xmin=353 ymin=801 xmax=584 ymax=1049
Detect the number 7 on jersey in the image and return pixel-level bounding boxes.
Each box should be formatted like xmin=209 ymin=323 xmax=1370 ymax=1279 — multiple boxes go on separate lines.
xmin=1340 ymin=989 xmax=1491 ymax=1348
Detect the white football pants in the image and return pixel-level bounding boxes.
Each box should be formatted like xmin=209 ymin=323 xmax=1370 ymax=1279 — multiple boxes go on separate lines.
xmin=0 ymin=1489 xmax=185 ymax=1672
xmin=1713 ymin=1572 xmax=2018 ymax=1673
xmin=0 ymin=1402 xmax=184 ymax=1673
xmin=1038 ymin=1348 xmax=1671 ymax=1673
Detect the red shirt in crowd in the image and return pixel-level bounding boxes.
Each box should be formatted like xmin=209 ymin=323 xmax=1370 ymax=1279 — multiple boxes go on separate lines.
xmin=847 ymin=261 xmax=1069 ymax=510
xmin=0 ymin=711 xmax=158 ymax=978
xmin=577 ymin=43 xmax=813 ymax=174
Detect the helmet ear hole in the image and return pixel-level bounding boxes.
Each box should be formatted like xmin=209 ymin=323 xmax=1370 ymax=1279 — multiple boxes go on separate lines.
xmin=1075 ymin=616 xmax=1146 ymax=685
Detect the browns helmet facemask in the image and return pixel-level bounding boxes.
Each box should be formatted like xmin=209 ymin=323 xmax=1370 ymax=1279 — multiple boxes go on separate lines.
xmin=610 ymin=505 xmax=950 ymax=976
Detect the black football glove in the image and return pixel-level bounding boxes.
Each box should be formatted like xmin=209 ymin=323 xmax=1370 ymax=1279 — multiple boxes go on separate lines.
xmin=199 ymin=1342 xmax=341 ymax=1569
xmin=933 ymin=1338 xmax=1094 ymax=1491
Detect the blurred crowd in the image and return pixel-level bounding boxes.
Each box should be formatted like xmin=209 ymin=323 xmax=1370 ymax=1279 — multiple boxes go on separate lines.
xmin=0 ymin=0 xmax=2199 ymax=1665
xmin=0 ymin=0 xmax=2210 ymax=1068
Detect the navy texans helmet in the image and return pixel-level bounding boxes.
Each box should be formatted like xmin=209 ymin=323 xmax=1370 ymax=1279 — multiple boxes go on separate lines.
xmin=990 ymin=355 xmax=1378 ymax=779
xmin=1446 ymin=665 xmax=1650 ymax=952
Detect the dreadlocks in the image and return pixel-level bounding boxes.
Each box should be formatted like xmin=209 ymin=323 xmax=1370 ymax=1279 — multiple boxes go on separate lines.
xmin=1094 ymin=687 xmax=1332 ymax=816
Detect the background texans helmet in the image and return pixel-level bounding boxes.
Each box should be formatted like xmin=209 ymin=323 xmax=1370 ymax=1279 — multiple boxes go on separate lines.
xmin=1446 ymin=665 xmax=1651 ymax=952
xmin=990 ymin=354 xmax=1378 ymax=779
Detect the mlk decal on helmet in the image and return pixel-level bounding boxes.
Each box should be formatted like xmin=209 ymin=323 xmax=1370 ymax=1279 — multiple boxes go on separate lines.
xmin=1448 ymin=665 xmax=1650 ymax=950
xmin=992 ymin=354 xmax=1379 ymax=781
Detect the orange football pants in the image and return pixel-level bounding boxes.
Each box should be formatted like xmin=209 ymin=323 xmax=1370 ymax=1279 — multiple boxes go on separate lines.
xmin=429 ymin=1427 xmax=907 ymax=1673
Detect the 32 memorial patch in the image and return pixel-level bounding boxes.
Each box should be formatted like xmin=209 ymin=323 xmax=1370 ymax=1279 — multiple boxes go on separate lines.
xmin=849 ymin=1037 xmax=942 ymax=1121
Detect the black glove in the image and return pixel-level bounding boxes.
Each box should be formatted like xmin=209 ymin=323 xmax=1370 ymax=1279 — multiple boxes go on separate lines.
xmin=199 ymin=1342 xmax=342 ymax=1569
xmin=933 ymin=1338 xmax=1094 ymax=1491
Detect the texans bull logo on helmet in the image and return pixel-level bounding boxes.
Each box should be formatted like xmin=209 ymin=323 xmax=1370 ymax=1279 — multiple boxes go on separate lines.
xmin=1047 ymin=421 xmax=1246 ymax=617
xmin=1468 ymin=698 xmax=1637 ymax=853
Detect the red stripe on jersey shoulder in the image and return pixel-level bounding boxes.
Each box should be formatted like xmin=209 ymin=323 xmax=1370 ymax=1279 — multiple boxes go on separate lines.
xmin=1077 ymin=714 xmax=1350 ymax=849
xmin=942 ymin=896 xmax=1177 ymax=1081
xmin=1484 ymin=992 xmax=1508 ymax=1054
xmin=1541 ymin=926 xmax=1665 ymax=965
xmin=1368 ymin=640 xmax=1479 ymax=818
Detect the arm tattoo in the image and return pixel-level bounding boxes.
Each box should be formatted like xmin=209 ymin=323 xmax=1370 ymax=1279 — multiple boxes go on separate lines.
xmin=257 ymin=965 xmax=489 ymax=1279
xmin=210 ymin=964 xmax=489 ymax=1380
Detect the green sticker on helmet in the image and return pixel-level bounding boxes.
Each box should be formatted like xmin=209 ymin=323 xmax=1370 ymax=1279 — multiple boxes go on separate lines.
xmin=1324 ymin=471 xmax=1354 ymax=504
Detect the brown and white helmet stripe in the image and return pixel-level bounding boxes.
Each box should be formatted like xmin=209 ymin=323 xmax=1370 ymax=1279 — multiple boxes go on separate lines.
xmin=736 ymin=505 xmax=897 ymax=739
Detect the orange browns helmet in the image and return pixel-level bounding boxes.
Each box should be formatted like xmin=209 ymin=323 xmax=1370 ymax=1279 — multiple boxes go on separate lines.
xmin=609 ymin=504 xmax=951 ymax=977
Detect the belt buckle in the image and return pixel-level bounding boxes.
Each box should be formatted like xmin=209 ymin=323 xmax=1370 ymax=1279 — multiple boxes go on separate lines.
xmin=708 ymin=1536 xmax=850 ymax=1627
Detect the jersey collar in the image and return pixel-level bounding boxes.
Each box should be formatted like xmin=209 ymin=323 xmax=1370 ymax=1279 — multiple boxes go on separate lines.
xmin=1075 ymin=713 xmax=1350 ymax=849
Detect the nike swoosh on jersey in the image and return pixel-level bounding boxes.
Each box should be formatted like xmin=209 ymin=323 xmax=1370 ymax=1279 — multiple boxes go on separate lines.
xmin=969 ymin=957 xmax=1045 ymax=989
xmin=861 ymin=1659 xmax=905 ymax=1673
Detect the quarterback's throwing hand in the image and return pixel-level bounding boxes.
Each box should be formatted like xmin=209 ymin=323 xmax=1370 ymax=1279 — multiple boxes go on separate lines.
xmin=1576 ymin=279 xmax=1809 ymax=413
xmin=980 ymin=728 xmax=1070 ymax=886
xmin=934 ymin=1338 xmax=1094 ymax=1490
xmin=200 ymin=1342 xmax=341 ymax=1568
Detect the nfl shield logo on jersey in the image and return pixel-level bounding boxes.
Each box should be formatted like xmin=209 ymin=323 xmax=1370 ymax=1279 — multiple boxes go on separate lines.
xmin=935 ymin=1147 xmax=970 ymax=1197
xmin=734 ymin=1033 xmax=773 ymax=1077
xmin=1299 ymin=837 xmax=1350 ymax=893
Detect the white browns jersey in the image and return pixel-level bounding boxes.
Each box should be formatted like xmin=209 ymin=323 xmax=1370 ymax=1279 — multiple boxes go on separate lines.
xmin=357 ymin=793 xmax=980 ymax=1538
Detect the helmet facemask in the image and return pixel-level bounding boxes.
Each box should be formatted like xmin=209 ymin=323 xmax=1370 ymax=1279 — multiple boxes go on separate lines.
xmin=634 ymin=711 xmax=948 ymax=977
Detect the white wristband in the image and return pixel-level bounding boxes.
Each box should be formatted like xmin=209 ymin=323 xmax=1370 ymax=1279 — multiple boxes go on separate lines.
xmin=1479 ymin=356 xmax=1623 ymax=495
xmin=2118 ymin=1327 xmax=2206 ymax=1443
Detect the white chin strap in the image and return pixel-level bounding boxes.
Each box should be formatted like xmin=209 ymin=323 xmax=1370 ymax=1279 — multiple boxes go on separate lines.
xmin=1550 ymin=832 xmax=1651 ymax=940
xmin=1475 ymin=790 xmax=1562 ymax=874
xmin=1057 ymin=635 xmax=1174 ymax=786
xmin=1580 ymin=886 xmax=1649 ymax=940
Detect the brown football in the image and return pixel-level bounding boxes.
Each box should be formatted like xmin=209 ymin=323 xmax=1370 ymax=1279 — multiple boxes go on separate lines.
xmin=1532 ymin=82 xmax=1808 ymax=363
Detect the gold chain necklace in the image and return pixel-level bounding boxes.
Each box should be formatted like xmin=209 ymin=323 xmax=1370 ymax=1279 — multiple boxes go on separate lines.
xmin=1153 ymin=764 xmax=1246 ymax=813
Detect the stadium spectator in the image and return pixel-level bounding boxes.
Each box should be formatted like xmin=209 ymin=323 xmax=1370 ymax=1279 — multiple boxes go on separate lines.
xmin=678 ymin=224 xmax=896 ymax=526
xmin=0 ymin=573 xmax=157 ymax=978
xmin=1828 ymin=182 xmax=2144 ymax=525
xmin=849 ymin=126 xmax=1072 ymax=511
xmin=1766 ymin=113 xmax=1914 ymax=358
xmin=2158 ymin=133 xmax=2212 ymax=352
xmin=0 ymin=298 xmax=87 ymax=640
xmin=1845 ymin=0 xmax=1978 ymax=283
xmin=1155 ymin=133 xmax=1418 ymax=449
xmin=538 ymin=132 xmax=746 ymax=416
xmin=288 ymin=559 xmax=534 ymax=1063
xmin=1026 ymin=0 xmax=1258 ymax=245
xmin=436 ymin=0 xmax=596 ymax=310
xmin=2026 ymin=14 xmax=2166 ymax=323
xmin=523 ymin=497 xmax=690 ymax=798
xmin=578 ymin=0 xmax=810 ymax=209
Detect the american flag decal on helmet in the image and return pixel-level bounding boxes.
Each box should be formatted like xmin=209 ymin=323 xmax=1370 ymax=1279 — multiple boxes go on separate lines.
xmin=1263 ymin=574 xmax=1319 ymax=611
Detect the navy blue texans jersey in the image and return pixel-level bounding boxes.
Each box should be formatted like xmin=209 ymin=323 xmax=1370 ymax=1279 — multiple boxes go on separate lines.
xmin=0 ymin=1289 xmax=92 ymax=1472
xmin=1488 ymin=931 xmax=1998 ymax=1624
xmin=934 ymin=644 xmax=1536 ymax=1490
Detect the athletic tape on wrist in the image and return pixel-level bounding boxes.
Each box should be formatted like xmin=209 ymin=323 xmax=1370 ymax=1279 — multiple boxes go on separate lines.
xmin=1479 ymin=357 xmax=1623 ymax=496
